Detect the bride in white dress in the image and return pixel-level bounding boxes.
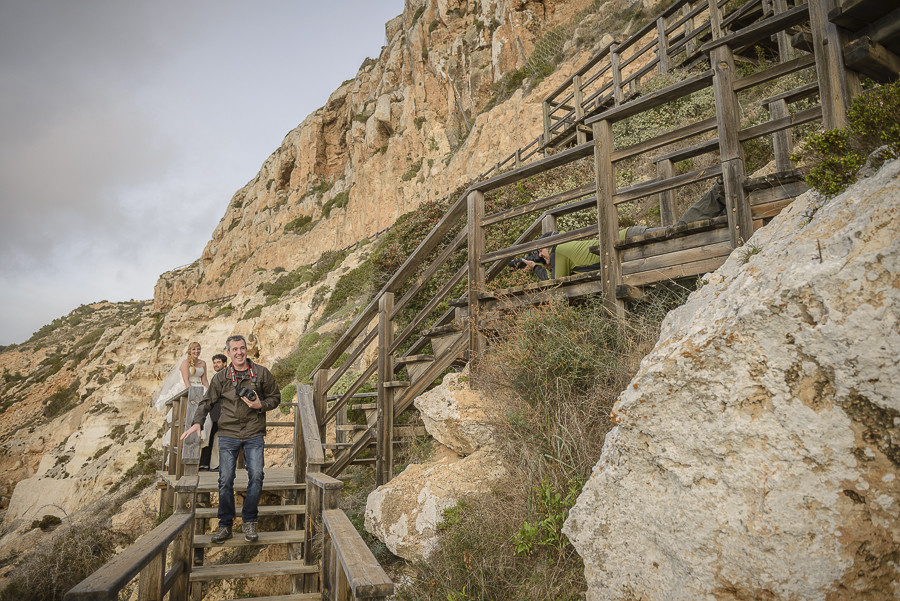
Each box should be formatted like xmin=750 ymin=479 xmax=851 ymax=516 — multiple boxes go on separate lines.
xmin=180 ymin=341 xmax=210 ymax=390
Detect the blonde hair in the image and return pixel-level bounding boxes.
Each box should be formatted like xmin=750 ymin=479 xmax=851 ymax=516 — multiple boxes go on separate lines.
xmin=187 ymin=342 xmax=201 ymax=376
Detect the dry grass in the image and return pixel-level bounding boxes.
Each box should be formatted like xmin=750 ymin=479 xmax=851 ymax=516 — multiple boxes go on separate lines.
xmin=396 ymin=288 xmax=691 ymax=600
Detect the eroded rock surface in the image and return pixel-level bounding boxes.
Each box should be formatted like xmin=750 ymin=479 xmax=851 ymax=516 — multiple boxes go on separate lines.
xmin=364 ymin=444 xmax=506 ymax=561
xmin=564 ymin=162 xmax=900 ymax=600
xmin=414 ymin=367 xmax=496 ymax=455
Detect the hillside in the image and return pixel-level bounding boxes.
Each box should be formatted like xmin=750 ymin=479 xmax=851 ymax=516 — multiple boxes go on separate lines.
xmin=0 ymin=0 xmax=630 ymax=592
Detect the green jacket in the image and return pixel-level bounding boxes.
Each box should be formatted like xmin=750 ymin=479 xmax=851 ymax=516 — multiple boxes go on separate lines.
xmin=193 ymin=361 xmax=280 ymax=439
xmin=551 ymin=240 xmax=601 ymax=278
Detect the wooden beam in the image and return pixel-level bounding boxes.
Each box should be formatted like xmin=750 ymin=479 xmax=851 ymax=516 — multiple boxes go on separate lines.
xmin=700 ymin=3 xmax=810 ymax=54
xmin=810 ymin=0 xmax=862 ymax=129
xmin=467 ymin=190 xmax=486 ymax=377
xmin=376 ymin=292 xmax=395 ymax=486
xmin=844 ymin=36 xmax=900 ymax=82
xmin=592 ymin=118 xmax=624 ymax=319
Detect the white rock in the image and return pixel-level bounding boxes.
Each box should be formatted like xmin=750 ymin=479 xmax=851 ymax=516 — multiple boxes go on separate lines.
xmin=564 ymin=161 xmax=900 ymax=600
xmin=414 ymin=367 xmax=496 ymax=455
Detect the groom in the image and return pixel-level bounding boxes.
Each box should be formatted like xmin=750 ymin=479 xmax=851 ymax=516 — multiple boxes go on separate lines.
xmin=181 ymin=335 xmax=280 ymax=542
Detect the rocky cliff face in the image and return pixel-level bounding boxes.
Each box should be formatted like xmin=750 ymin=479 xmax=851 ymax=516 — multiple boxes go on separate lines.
xmin=563 ymin=161 xmax=900 ymax=600
xmin=153 ymin=0 xmax=600 ymax=311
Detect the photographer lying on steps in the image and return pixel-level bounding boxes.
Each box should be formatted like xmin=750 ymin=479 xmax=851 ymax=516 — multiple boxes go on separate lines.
xmin=510 ymin=234 xmax=602 ymax=281
xmin=510 ymin=177 xmax=726 ymax=282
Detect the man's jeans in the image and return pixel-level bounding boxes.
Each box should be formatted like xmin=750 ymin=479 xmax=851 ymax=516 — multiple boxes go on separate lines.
xmin=217 ymin=435 xmax=265 ymax=527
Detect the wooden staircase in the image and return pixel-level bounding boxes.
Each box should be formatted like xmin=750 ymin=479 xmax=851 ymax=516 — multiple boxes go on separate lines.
xmin=188 ymin=470 xmax=315 ymax=600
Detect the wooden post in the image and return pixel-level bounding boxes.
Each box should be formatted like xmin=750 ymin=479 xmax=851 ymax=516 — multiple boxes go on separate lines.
xmin=304 ymin=478 xmax=321 ymax=594
xmin=283 ymin=490 xmax=303 ymax=595
xmin=592 ymin=119 xmax=625 ymax=320
xmin=294 ymin=384 xmax=309 ymax=484
xmin=657 ymin=16 xmax=670 ymax=74
xmin=711 ymin=43 xmax=753 ymax=247
xmin=611 ymin=43 xmax=624 ymax=105
xmin=313 ymin=369 xmax=329 ymax=443
xmin=542 ymin=214 xmax=557 ymax=235
xmin=772 ymin=0 xmax=797 ymax=61
xmin=170 ymin=475 xmax=197 ymax=601
xmin=684 ymin=3 xmax=697 ymax=57
xmin=542 ymin=101 xmax=552 ymax=146
xmin=376 ymin=292 xmax=395 ymax=487
xmin=306 ymin=472 xmax=343 ymax=596
xmin=573 ymin=74 xmax=586 ymax=144
xmin=137 ymin=553 xmax=164 ymax=601
xmin=769 ymin=98 xmax=793 ymax=171
xmin=466 ymin=190 xmax=485 ymax=381
xmin=708 ymin=0 xmax=724 ymax=41
xmin=657 ymin=158 xmax=678 ymax=226
xmin=809 ymin=0 xmax=862 ymax=129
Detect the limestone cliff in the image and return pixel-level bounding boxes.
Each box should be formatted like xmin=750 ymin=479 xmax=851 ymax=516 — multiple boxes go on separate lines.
xmin=153 ymin=0 xmax=600 ymax=311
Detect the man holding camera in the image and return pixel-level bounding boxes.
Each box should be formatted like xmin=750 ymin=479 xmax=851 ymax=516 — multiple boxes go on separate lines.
xmin=181 ymin=335 xmax=280 ymax=543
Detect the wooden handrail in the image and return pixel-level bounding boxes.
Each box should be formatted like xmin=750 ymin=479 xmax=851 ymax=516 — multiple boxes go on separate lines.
xmin=66 ymin=476 xmax=197 ymax=601
xmin=322 ymin=509 xmax=394 ymax=600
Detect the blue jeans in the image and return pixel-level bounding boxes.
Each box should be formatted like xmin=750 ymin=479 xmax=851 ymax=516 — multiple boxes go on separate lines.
xmin=217 ymin=435 xmax=265 ymax=527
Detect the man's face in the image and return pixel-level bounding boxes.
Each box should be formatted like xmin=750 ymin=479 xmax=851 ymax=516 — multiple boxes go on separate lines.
xmin=539 ymin=247 xmax=551 ymax=265
xmin=227 ymin=341 xmax=248 ymax=369
xmin=212 ymin=358 xmax=226 ymax=372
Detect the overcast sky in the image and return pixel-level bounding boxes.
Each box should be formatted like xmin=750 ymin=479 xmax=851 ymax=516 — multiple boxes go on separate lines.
xmin=0 ymin=0 xmax=405 ymax=345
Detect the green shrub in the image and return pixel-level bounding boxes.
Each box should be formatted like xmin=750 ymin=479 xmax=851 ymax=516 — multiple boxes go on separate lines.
xmin=28 ymin=514 xmax=62 ymax=532
xmin=323 ymin=191 xmax=350 ymax=218
xmin=323 ymin=262 xmax=377 ymax=317
xmin=401 ymin=159 xmax=423 ymax=182
xmin=270 ymin=331 xmax=338 ymax=385
xmin=793 ymin=80 xmax=900 ymax=196
xmin=43 ymin=380 xmax=80 ymax=419
xmin=284 ymin=215 xmax=315 ymax=235
xmin=244 ymin=305 xmax=263 ymax=319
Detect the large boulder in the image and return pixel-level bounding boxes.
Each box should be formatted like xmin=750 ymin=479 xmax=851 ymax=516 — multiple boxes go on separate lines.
xmin=365 ymin=444 xmax=507 ymax=561
xmin=564 ymin=162 xmax=900 ymax=600
xmin=414 ymin=367 xmax=496 ymax=455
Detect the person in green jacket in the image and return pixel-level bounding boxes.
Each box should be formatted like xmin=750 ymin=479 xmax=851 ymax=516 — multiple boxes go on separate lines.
xmin=518 ymin=233 xmax=602 ymax=280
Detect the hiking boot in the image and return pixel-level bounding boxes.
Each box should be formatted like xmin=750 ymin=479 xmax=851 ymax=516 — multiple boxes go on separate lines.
xmin=210 ymin=525 xmax=232 ymax=543
xmin=243 ymin=521 xmax=259 ymax=542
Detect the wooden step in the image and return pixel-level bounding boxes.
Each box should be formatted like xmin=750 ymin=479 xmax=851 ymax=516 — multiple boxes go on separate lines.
xmin=266 ymin=421 xmax=296 ymax=427
xmin=193 ymin=530 xmax=305 ymax=548
xmin=424 ymin=323 xmax=462 ymax=337
xmin=195 ymin=505 xmax=306 ymax=519
xmin=336 ymin=424 xmax=369 ymax=432
xmin=190 ymin=559 xmax=318 ymax=582
xmin=395 ymin=354 xmax=434 ymax=364
xmin=326 ymin=391 xmax=377 ymax=402
xmin=221 ymin=594 xmax=320 ymax=601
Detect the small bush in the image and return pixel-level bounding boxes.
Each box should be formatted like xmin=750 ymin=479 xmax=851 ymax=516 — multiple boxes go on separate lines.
xmin=401 ymin=159 xmax=424 ymax=182
xmin=29 ymin=514 xmax=62 ymax=532
xmin=793 ymin=80 xmax=900 ymax=196
xmin=243 ymin=305 xmax=263 ymax=319
xmin=0 ymin=515 xmax=124 ymax=601
xmin=323 ymin=191 xmax=350 ymax=218
xmin=43 ymin=380 xmax=80 ymax=419
xmin=323 ymin=262 xmax=377 ymax=317
xmin=284 ymin=215 xmax=315 ymax=235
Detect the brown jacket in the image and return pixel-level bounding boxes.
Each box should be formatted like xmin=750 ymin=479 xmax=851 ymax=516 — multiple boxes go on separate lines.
xmin=193 ymin=361 xmax=280 ymax=439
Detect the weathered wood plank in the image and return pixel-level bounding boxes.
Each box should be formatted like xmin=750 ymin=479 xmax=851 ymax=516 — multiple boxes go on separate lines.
xmin=748 ymin=181 xmax=807 ymax=206
xmin=700 ymin=3 xmax=810 ymax=53
xmin=739 ymin=105 xmax=822 ymax=142
xmin=620 ymin=226 xmax=731 ymax=262
xmin=613 ymin=164 xmax=723 ymax=204
xmin=481 ymin=183 xmax=596 ymax=227
xmin=193 ymin=530 xmax=305 ymax=548
xmin=652 ymin=138 xmax=719 ymax=164
xmin=759 ymin=81 xmax=819 ymax=107
xmin=752 ymin=197 xmax=794 ymax=219
xmin=322 ymin=509 xmax=395 ymax=598
xmin=189 ymin=560 xmax=317 ymax=582
xmin=844 ymin=36 xmax=900 ymax=82
xmin=623 ymin=255 xmax=730 ymax=286
xmin=611 ymin=117 xmax=718 ymax=163
xmin=622 ymin=240 xmax=734 ymax=275
xmin=810 ymin=0 xmax=863 ymax=129
xmin=479 ymin=224 xmax=598 ymax=264
xmin=376 ymin=292 xmax=394 ymax=486
xmin=734 ymin=53 xmax=816 ymax=92
xmin=474 ymin=142 xmax=594 ymax=192
xmin=65 ymin=513 xmax=193 ymax=601
xmin=587 ymin=70 xmax=714 ymax=125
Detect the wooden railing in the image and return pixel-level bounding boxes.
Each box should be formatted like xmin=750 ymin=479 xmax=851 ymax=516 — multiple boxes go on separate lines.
xmin=65 ymin=474 xmax=198 ymax=601
xmin=298 ymin=387 xmax=394 ymax=600
xmin=310 ymin=0 xmax=875 ymax=484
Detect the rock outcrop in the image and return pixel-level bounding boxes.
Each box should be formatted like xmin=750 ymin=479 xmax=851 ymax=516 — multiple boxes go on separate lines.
xmin=365 ymin=368 xmax=506 ymax=561
xmin=563 ymin=162 xmax=900 ymax=600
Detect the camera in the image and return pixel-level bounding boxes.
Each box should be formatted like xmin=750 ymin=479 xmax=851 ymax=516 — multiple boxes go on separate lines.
xmin=508 ymin=251 xmax=544 ymax=270
xmin=237 ymin=387 xmax=258 ymax=401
